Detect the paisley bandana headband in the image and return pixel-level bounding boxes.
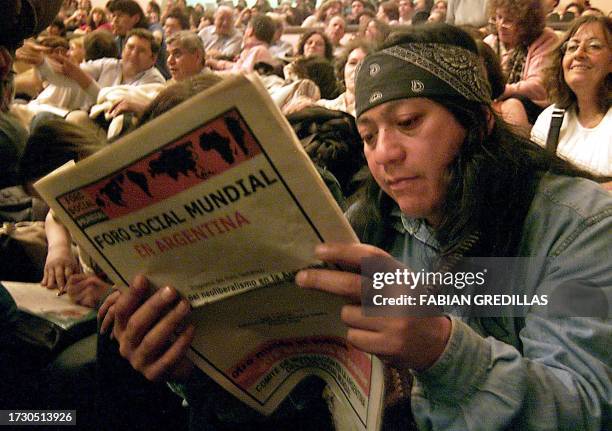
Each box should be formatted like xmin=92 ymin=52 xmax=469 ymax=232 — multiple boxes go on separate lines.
xmin=355 ymin=43 xmax=492 ymax=117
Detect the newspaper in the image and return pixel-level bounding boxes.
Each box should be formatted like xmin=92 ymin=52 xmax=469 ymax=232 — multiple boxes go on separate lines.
xmin=35 ymin=74 xmax=384 ymax=430
xmin=2 ymin=281 xmax=95 ymax=330
xmin=2 ymin=281 xmax=96 ymax=351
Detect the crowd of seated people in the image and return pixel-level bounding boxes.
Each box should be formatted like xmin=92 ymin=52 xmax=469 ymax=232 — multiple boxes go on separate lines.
xmin=0 ymin=0 xmax=610 ymax=430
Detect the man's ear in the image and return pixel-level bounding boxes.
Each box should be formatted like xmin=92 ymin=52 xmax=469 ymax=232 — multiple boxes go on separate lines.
xmin=130 ymin=14 xmax=141 ymax=28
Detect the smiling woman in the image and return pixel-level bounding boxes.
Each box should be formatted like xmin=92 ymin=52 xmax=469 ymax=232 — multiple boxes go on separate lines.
xmin=532 ymin=15 xmax=612 ymax=184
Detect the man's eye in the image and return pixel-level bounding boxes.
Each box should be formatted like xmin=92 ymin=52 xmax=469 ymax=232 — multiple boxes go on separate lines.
xmin=361 ymin=132 xmax=376 ymax=146
xmin=397 ymin=116 xmax=419 ymax=129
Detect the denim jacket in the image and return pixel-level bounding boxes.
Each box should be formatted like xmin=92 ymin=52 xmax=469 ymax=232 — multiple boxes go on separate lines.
xmin=382 ymin=174 xmax=611 ymax=430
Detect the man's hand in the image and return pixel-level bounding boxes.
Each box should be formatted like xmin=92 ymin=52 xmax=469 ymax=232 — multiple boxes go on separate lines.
xmin=15 ymin=41 xmax=48 ymax=66
xmin=296 ymin=243 xmax=451 ymax=371
xmin=113 ymin=275 xmax=196 ymax=382
xmin=47 ymin=53 xmax=93 ymax=89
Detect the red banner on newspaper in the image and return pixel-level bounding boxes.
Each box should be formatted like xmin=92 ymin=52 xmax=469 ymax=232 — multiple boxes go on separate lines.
xmin=228 ymin=336 xmax=372 ymax=394
xmin=58 ymin=109 xmax=261 ymax=220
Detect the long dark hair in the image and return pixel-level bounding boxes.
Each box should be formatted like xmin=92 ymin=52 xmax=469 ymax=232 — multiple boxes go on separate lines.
xmin=351 ymin=24 xmax=596 ymax=259
xmin=297 ymin=30 xmax=334 ymax=61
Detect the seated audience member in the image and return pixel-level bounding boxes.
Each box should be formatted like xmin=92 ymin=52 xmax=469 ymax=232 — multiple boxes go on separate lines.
xmin=377 ymin=0 xmax=400 ymax=23
xmin=83 ymin=27 xmax=120 ymax=60
xmin=64 ymin=4 xmax=89 ymax=32
xmin=207 ymin=15 xmax=275 ymax=74
xmin=146 ymin=1 xmax=164 ymax=43
xmin=397 ymin=0 xmax=416 ymax=24
xmin=109 ymin=0 xmax=170 ymax=79
xmin=109 ymin=0 xmax=151 ymax=54
xmin=357 ymin=9 xmax=377 ymax=31
xmin=412 ymin=10 xmax=431 ymax=24
xmin=293 ymin=0 xmax=314 ymax=25
xmin=91 ymin=30 xmax=206 ymax=131
xmin=188 ymin=7 xmax=204 ymax=32
xmin=253 ymin=0 xmax=273 ymax=14
xmin=234 ymin=7 xmax=253 ymax=32
xmin=414 ymin=0 xmax=435 ymax=13
xmin=45 ymin=18 xmax=68 ymax=38
xmin=166 ymin=31 xmax=208 ymax=82
xmin=18 ymin=118 xmax=108 ymax=296
xmin=301 ymin=0 xmax=343 ymax=28
xmin=198 ymin=6 xmax=242 ymax=61
xmin=474 ymin=37 xmax=530 ymax=127
xmin=79 ymin=7 xmax=112 ymax=33
xmin=365 ymin=19 xmax=392 ymax=46
xmin=108 ymin=24 xmax=612 ymax=431
xmin=316 ymin=38 xmax=374 ymax=116
xmin=411 ymin=0 xmax=434 ymax=22
xmin=296 ymin=30 xmax=335 ymax=62
xmin=161 ymin=0 xmax=188 ymax=23
xmin=163 ymin=7 xmax=190 ymax=39
xmin=432 ymin=0 xmax=448 ymax=15
xmin=347 ymin=0 xmax=370 ymax=25
xmin=67 ymin=36 xmax=86 ymax=66
xmin=15 ymin=29 xmax=163 ymax=129
xmin=290 ymin=56 xmax=341 ymax=100
xmin=531 ymin=15 xmax=612 ymax=189
xmin=484 ymin=0 xmax=558 ymax=124
xmin=267 ymin=13 xmax=294 ymax=61
xmin=427 ymin=9 xmax=446 ymax=22
xmin=198 ymin=10 xmax=215 ymax=31
xmin=277 ymin=0 xmax=301 ymax=26
xmin=325 ymin=15 xmax=347 ymax=56
xmin=13 ymin=31 xmax=118 ymax=125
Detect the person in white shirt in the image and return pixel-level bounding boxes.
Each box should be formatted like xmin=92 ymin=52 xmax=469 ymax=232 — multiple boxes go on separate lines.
xmin=207 ymin=15 xmax=275 ymax=74
xmin=197 ymin=6 xmax=242 ymax=60
xmin=531 ymin=15 xmax=611 ymax=189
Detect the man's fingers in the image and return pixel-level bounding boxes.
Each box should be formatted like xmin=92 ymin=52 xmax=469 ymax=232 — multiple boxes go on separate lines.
xmin=313 ymin=242 xmax=390 ymax=269
xmin=296 ymin=268 xmax=362 ymax=301
xmin=340 ymin=304 xmax=389 ymax=331
xmin=113 ymin=275 xmax=151 ymax=330
xmin=345 ymin=328 xmax=392 ymax=356
xmin=132 ymin=299 xmax=191 ymax=368
xmin=120 ymin=286 xmax=180 ymax=349
xmin=140 ymin=325 xmax=195 ymax=382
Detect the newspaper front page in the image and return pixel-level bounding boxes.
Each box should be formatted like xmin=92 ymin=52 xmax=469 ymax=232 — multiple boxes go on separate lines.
xmin=35 ymin=74 xmax=384 ymax=430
